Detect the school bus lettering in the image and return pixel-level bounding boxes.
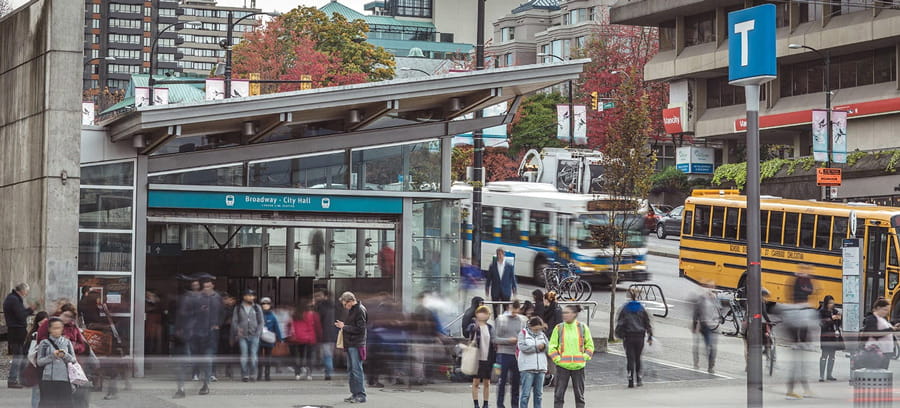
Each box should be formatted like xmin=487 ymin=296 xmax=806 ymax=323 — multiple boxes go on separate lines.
xmin=729 ymin=244 xmax=746 ymax=254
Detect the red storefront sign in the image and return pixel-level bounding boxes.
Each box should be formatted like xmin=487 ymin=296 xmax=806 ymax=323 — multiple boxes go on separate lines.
xmin=662 ymin=107 xmax=684 ymax=134
xmin=733 ymin=96 xmax=900 ymax=132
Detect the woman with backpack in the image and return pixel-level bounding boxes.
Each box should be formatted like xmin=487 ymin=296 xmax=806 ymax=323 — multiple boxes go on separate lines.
xmin=517 ymin=316 xmax=548 ymax=408
xmin=615 ymin=288 xmax=653 ymax=388
xmin=36 ymin=317 xmax=76 ymax=408
xmin=289 ymin=300 xmax=321 ymax=380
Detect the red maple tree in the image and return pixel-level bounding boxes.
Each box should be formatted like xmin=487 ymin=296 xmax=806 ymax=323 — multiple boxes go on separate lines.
xmin=452 ymin=145 xmax=521 ymax=182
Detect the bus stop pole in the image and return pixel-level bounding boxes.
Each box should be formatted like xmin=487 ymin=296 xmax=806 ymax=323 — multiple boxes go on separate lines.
xmin=744 ymin=84 xmax=764 ymax=407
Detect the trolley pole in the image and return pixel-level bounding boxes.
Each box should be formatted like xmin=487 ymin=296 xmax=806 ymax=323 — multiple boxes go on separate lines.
xmin=471 ymin=0 xmax=486 ymax=270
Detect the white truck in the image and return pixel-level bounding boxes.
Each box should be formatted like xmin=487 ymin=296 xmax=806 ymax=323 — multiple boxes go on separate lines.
xmin=518 ymin=148 xmax=605 ymax=194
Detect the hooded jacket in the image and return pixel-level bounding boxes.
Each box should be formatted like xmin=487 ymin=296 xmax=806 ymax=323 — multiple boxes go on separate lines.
xmin=461 ymin=297 xmax=484 ymax=338
xmin=615 ymin=300 xmax=652 ymax=339
xmin=37 ymin=335 xmax=76 ymax=382
xmin=517 ymin=327 xmax=548 ymax=372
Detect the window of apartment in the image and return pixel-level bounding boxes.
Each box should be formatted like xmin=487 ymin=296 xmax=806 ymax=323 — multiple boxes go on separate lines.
xmin=143 ymin=22 xmax=151 ymax=32
xmin=157 ymin=38 xmax=175 ymax=48
xmin=91 ymin=3 xmax=100 ymax=13
xmin=158 ymin=8 xmax=176 ymax=17
xmin=157 ymin=53 xmax=175 ymax=62
xmin=91 ymin=19 xmax=100 ymax=29
xmin=501 ymin=27 xmax=515 ymax=43
xmin=684 ymin=11 xmax=715 ymax=47
xmin=182 ymin=8 xmax=194 ymax=16
xmin=504 ymin=53 xmax=514 ymax=67
xmin=576 ymin=36 xmax=587 ymax=50
xmin=108 ymin=64 xmax=141 ymax=74
xmin=589 ymin=7 xmax=597 ymax=22
xmin=108 ymin=48 xmax=141 ymax=60
xmin=109 ymin=18 xmax=141 ymax=29
xmin=798 ymin=2 xmax=821 ymax=23
xmin=658 ymin=20 xmax=675 ymax=51
xmin=109 ymin=3 xmax=140 ymax=14
xmin=107 ymin=79 xmax=129 ymax=89
xmin=387 ymin=0 xmax=433 ymax=18
xmin=91 ymin=34 xmax=99 ymax=44
xmin=109 ymin=34 xmax=140 ymax=45
xmin=91 ymin=49 xmax=99 ymax=59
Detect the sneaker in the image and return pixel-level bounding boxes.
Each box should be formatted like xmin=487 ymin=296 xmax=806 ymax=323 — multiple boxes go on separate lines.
xmin=356 ymin=396 xmax=367 ymax=403
xmin=636 ymin=377 xmax=643 ymax=387
xmin=785 ymin=392 xmax=802 ymax=400
xmin=209 ymin=376 xmax=218 ymax=383
xmin=325 ymin=375 xmax=332 ymax=381
xmin=295 ymin=374 xmax=302 ymax=381
xmin=103 ymin=394 xmax=118 ymax=400
xmin=344 ymin=396 xmax=358 ymax=403
xmin=173 ymin=389 xmax=186 ymax=399
xmin=7 ymin=383 xmax=23 ymax=389
xmin=192 ymin=374 xmax=200 ymax=381
xmin=242 ymin=377 xmax=249 ymax=383
xmin=306 ymin=375 xmax=312 ymax=381
xmin=372 ymin=382 xmax=385 ymax=388
xmin=827 ymin=377 xmax=838 ymax=381
xmin=199 ymin=384 xmax=209 ymax=395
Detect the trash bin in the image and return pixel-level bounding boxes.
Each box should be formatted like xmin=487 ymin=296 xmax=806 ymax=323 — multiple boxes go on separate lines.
xmin=851 ymin=369 xmax=893 ymax=407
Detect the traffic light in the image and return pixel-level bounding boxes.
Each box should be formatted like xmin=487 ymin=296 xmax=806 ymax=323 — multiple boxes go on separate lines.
xmin=590 ymin=91 xmax=599 ymax=111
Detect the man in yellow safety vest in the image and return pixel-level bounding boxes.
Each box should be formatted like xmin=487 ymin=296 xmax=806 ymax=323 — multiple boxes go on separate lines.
xmin=547 ymin=305 xmax=594 ymax=408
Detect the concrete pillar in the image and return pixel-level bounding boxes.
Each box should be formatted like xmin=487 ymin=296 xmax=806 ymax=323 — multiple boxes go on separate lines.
xmin=793 ymin=133 xmax=803 ymax=158
xmin=133 ymin=155 xmax=148 ymax=377
xmin=0 ymin=0 xmax=84 ymax=307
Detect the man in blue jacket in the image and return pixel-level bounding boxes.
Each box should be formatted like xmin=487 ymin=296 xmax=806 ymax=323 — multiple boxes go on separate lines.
xmin=485 ymin=248 xmax=517 ymax=317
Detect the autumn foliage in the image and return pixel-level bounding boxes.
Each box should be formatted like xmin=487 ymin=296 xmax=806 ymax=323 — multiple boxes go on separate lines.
xmin=452 ymin=146 xmax=521 ymax=182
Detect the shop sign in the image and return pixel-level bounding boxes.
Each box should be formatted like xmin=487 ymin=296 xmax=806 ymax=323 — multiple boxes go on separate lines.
xmin=148 ymin=190 xmax=403 ymax=214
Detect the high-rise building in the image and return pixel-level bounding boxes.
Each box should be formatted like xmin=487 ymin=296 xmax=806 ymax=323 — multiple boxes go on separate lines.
xmin=177 ymin=0 xmax=262 ymax=77
xmin=83 ymin=0 xmax=181 ymax=93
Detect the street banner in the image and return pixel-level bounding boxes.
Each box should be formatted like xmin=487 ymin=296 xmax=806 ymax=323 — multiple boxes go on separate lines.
xmin=573 ymin=105 xmax=587 ymax=145
xmin=153 ymin=88 xmax=169 ymax=105
xmin=231 ymin=79 xmax=250 ymax=98
xmin=832 ymin=110 xmax=848 ymax=164
xmin=812 ymin=109 xmax=828 ymax=161
xmin=556 ymin=104 xmax=570 ymax=142
xmin=134 ymin=87 xmax=150 ymax=107
xmin=206 ymin=78 xmax=225 ymax=100
xmin=82 ymin=102 xmax=94 ymax=125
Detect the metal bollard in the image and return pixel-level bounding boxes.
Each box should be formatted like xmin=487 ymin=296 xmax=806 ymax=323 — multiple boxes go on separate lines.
xmin=851 ymin=369 xmax=893 ymax=408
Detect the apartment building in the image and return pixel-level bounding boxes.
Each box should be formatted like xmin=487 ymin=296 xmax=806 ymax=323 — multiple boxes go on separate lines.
xmin=177 ymin=0 xmax=261 ymax=76
xmin=611 ymin=0 xmax=900 ymax=201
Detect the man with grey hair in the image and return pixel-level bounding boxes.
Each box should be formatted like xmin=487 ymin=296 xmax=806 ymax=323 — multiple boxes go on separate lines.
xmin=335 ymin=291 xmax=367 ymax=403
xmin=4 ymin=283 xmax=35 ymax=388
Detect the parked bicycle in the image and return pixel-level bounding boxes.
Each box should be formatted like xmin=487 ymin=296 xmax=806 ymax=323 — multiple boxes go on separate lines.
xmin=543 ymin=262 xmax=592 ymax=301
xmin=763 ymin=321 xmax=778 ymax=376
xmin=712 ymin=288 xmax=746 ymax=337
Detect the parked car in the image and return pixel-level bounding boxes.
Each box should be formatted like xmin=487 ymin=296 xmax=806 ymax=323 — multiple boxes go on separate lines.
xmin=655 ymin=205 xmax=684 ymax=239
xmin=645 ymin=204 xmax=673 ymax=234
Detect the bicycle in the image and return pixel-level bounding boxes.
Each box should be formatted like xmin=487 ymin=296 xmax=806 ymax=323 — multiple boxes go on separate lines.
xmin=713 ymin=288 xmax=746 ymax=337
xmin=542 ymin=262 xmax=592 ymax=301
xmin=763 ymin=321 xmax=778 ymax=376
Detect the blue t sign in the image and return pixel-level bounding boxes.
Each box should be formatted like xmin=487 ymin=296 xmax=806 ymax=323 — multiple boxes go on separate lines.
xmin=728 ymin=4 xmax=777 ymax=86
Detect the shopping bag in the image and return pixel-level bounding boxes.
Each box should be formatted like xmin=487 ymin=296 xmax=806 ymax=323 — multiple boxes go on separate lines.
xmin=460 ymin=341 xmax=479 ymax=376
xmin=68 ymin=361 xmax=90 ymax=386
xmin=81 ymin=329 xmax=112 ymax=356
xmin=645 ymin=335 xmax=662 ymax=356
xmin=336 ymin=330 xmax=344 ymax=350
xmin=272 ymin=341 xmax=290 ymax=357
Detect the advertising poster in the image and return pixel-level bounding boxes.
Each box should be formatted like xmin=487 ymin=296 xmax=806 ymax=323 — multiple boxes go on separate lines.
xmin=573 ymin=105 xmax=587 ymax=145
xmin=556 ymin=105 xmax=570 ymax=142
xmin=153 ymin=87 xmax=169 ymax=105
xmin=231 ymin=79 xmax=250 ymax=98
xmin=82 ymin=102 xmax=94 ymax=125
xmin=556 ymin=159 xmax=579 ymax=191
xmin=134 ymin=87 xmax=150 ymax=107
xmin=831 ymin=110 xmax=848 ymax=164
xmin=812 ymin=109 xmax=828 ymax=161
xmin=206 ymin=78 xmax=226 ymax=100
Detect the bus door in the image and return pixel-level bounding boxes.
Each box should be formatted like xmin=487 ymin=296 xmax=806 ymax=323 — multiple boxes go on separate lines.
xmin=557 ymin=214 xmax=570 ymax=260
xmin=864 ymin=226 xmax=889 ymax=313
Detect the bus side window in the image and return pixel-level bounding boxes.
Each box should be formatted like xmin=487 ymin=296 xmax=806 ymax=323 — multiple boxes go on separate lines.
xmin=856 ymin=219 xmax=866 ymax=240
xmin=768 ymin=211 xmax=784 ymax=245
xmin=725 ymin=207 xmax=739 ymax=240
xmin=889 ymin=237 xmax=899 ymax=291
xmin=890 ymin=236 xmax=899 ymax=267
xmin=693 ymin=205 xmax=710 ymax=237
xmin=738 ymin=209 xmax=747 ymax=242
xmin=799 ymin=214 xmax=815 ymax=248
xmin=783 ymin=212 xmax=800 ymax=247
xmin=814 ymin=215 xmax=832 ymax=249
xmin=682 ymin=210 xmax=693 ymax=236
xmin=501 ymin=208 xmax=521 ymax=244
xmin=760 ymin=210 xmax=770 ymax=242
xmin=529 ymin=211 xmax=551 ymax=247
xmin=831 ymin=217 xmax=848 ymax=252
xmin=482 ymin=207 xmax=495 ymax=242
xmin=711 ymin=206 xmax=725 ymax=238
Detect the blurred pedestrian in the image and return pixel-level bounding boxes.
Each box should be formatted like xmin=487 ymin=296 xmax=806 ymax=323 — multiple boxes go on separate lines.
xmin=191 ymin=278 xmax=222 ymax=393
xmin=517 ymin=316 xmax=548 ymax=408
xmin=336 ymin=292 xmax=367 ymax=404
xmin=485 ymin=248 xmax=517 ymax=318
xmin=36 ymin=318 xmax=74 ymax=408
xmin=378 ymin=244 xmax=396 ymax=277
xmin=541 ymin=291 xmax=562 ymax=387
xmin=863 ymin=298 xmax=900 ymax=369
xmin=26 ymin=312 xmax=49 ymax=408
xmin=818 ymin=295 xmax=842 ymax=381
xmin=548 ymin=305 xmax=594 ymax=408
xmin=289 ymin=300 xmax=321 ymax=381
xmin=215 ymin=294 xmax=237 ymax=380
xmin=258 ymin=297 xmax=284 ymax=382
xmin=314 ymin=290 xmax=338 ymax=381
xmin=462 ymin=296 xmax=485 ymax=338
xmin=495 ymin=301 xmax=526 ymax=408
xmin=173 ymin=282 xmax=197 ymax=399
xmin=616 ymin=288 xmax=652 ymax=388
xmin=784 ymin=269 xmax=817 ymax=400
xmin=530 ymin=289 xmax=545 ymax=318
xmin=522 ymin=301 xmax=535 ymax=318
xmin=4 ymin=282 xmax=35 ymax=388
xmin=467 ymin=306 xmax=495 ymax=408
xmin=691 ymin=282 xmax=718 ymax=373
xmin=232 ymin=289 xmax=264 ymax=382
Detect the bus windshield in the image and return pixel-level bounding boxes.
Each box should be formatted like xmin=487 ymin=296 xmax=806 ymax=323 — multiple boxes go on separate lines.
xmin=575 ymin=214 xmax=646 ymax=249
xmin=894 ymin=215 xmax=900 ymax=234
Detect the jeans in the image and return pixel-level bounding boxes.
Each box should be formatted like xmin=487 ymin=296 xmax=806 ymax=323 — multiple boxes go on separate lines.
xmin=496 ymin=353 xmax=520 ymax=408
xmin=519 ymin=371 xmax=544 ymax=408
xmin=623 ymin=335 xmax=645 ymax=380
xmin=320 ymin=343 xmax=334 ymax=376
xmin=553 ymin=367 xmax=585 ymax=408
xmin=693 ymin=323 xmax=716 ymax=370
xmin=347 ymin=347 xmax=367 ymax=400
xmin=7 ymin=327 xmax=26 ymax=384
xmin=193 ymin=333 xmax=216 ymax=383
xmin=31 ymin=386 xmax=40 ymax=408
xmin=238 ymin=336 xmax=260 ymax=379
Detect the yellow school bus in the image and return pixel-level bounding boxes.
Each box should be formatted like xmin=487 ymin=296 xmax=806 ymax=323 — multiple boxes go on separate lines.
xmin=678 ymin=190 xmax=900 ymax=314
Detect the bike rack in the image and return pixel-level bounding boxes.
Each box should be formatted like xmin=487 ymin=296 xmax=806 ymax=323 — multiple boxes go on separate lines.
xmin=628 ymin=283 xmax=669 ymax=318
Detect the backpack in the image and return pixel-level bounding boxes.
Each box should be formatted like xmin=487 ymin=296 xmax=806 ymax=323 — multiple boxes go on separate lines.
xmin=615 ymin=308 xmax=646 ymax=339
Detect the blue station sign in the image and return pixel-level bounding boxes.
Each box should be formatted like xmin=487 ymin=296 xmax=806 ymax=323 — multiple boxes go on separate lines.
xmin=148 ymin=190 xmax=403 ymax=214
xmin=728 ymin=4 xmax=777 ymax=86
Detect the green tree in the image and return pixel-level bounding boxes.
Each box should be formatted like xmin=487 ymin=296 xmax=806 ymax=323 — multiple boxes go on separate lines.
xmin=508 ymin=92 xmax=566 ymax=155
xmin=592 ymin=71 xmax=656 ymax=342
xmin=649 ymin=166 xmax=688 ymax=195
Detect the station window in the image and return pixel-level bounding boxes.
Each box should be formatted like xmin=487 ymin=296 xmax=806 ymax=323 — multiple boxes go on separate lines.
xmin=783 ymin=212 xmax=800 ymax=247
xmin=80 ymin=189 xmax=133 ymax=230
xmin=800 ymin=214 xmax=816 ymax=248
xmin=692 ymin=205 xmax=710 ymax=237
xmin=815 ymin=215 xmax=832 ymax=249
xmin=500 ymin=209 xmax=521 ymax=244
xmin=148 ymin=164 xmax=244 ymax=186
xmin=249 ymin=151 xmax=348 ymax=189
xmin=831 ymin=217 xmax=848 ymax=251
xmin=768 ymin=212 xmax=784 ymax=244
xmin=529 ymin=211 xmax=551 ymax=247
xmin=351 ymin=139 xmax=441 ymax=192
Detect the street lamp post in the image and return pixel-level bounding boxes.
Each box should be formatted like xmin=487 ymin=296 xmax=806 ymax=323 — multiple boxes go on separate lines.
xmin=83 ymin=56 xmax=116 ymax=67
xmin=472 ymin=0 xmax=486 ymax=272
xmin=149 ymin=21 xmax=200 ymax=105
xmin=399 ymin=67 xmax=432 ymax=76
xmin=790 ymin=43 xmax=832 ymax=201
xmin=224 ymin=11 xmax=271 ymax=99
xmin=539 ymin=53 xmax=573 ymax=148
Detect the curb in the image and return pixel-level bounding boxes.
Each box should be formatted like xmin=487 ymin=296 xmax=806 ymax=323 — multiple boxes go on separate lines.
xmin=648 ymin=250 xmax=679 ymax=259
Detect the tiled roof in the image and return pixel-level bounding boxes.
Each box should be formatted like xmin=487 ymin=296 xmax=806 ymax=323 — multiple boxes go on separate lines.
xmin=512 ymin=0 xmax=560 ymax=14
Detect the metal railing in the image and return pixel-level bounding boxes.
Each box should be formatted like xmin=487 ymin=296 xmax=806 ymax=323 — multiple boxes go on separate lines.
xmin=629 ymin=283 xmax=669 ymax=318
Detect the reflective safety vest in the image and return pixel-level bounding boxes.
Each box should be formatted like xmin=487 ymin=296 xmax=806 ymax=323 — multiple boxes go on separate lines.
xmin=548 ymin=321 xmax=594 ymax=370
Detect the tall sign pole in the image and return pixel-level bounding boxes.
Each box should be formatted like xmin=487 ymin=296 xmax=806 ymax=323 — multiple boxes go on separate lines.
xmin=471 ymin=0 xmax=486 ymax=270
xmin=728 ymin=5 xmax=776 ymax=407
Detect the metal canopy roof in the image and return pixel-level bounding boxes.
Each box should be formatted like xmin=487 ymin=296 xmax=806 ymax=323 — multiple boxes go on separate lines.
xmin=102 ymin=60 xmax=587 ymax=172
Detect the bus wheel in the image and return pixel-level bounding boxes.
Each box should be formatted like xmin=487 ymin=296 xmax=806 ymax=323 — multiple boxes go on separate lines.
xmin=534 ymin=258 xmax=548 ymax=287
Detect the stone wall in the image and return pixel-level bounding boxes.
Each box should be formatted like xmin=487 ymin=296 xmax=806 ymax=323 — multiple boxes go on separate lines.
xmin=0 ymin=0 xmax=82 ymax=310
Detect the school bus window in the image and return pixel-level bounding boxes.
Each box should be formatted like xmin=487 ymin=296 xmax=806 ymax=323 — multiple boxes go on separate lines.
xmin=760 ymin=210 xmax=770 ymax=242
xmin=693 ymin=205 xmax=711 ymax=237
xmin=890 ymin=236 xmax=899 ymax=267
xmin=725 ymin=207 xmax=739 ymax=239
xmin=889 ymin=271 xmax=899 ymax=291
xmin=768 ymin=211 xmax=784 ymax=244
xmin=482 ymin=207 xmax=495 ymax=241
xmin=783 ymin=212 xmax=800 ymax=247
xmin=799 ymin=214 xmax=815 ymax=248
xmin=737 ymin=209 xmax=747 ymax=242
xmin=501 ymin=208 xmax=521 ymax=244
xmin=529 ymin=211 xmax=551 ymax=247
xmin=830 ymin=217 xmax=848 ymax=252
xmin=711 ymin=206 xmax=725 ymax=238
xmin=815 ymin=215 xmax=832 ymax=249
xmin=682 ymin=210 xmax=693 ymax=236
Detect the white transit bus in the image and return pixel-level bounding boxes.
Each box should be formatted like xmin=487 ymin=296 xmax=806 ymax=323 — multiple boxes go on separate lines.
xmin=453 ymin=181 xmax=650 ymax=285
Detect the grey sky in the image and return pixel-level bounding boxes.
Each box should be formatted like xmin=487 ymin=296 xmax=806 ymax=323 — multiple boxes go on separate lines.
xmin=9 ymin=0 xmax=368 ymax=14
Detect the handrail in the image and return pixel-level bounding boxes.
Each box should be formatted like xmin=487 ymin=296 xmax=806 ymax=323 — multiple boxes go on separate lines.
xmin=629 ymin=283 xmax=669 ymax=318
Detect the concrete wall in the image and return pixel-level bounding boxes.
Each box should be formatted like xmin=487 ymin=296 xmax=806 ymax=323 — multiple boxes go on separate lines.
xmin=0 ymin=0 xmax=83 ymax=309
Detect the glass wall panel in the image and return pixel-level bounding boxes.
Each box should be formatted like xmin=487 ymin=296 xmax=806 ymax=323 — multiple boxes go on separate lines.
xmin=351 ymin=140 xmax=441 ymax=192
xmin=79 ymin=232 xmax=132 ymax=272
xmin=408 ymin=199 xmax=461 ymax=322
xmin=148 ymin=164 xmax=244 ymax=186
xmin=82 ymin=161 xmax=134 ymax=186
xmin=80 ymin=189 xmax=133 ymax=230
xmin=249 ymin=151 xmax=348 ymax=189
xmin=78 ymin=275 xmax=132 ymax=315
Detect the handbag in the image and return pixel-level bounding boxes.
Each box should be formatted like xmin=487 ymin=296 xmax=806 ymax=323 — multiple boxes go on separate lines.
xmin=261 ymin=327 xmax=276 ymax=344
xmin=47 ymin=337 xmax=90 ymax=386
xmin=272 ymin=341 xmax=290 ymax=357
xmin=460 ymin=341 xmax=479 ymax=376
xmin=336 ymin=330 xmax=344 ymax=350
xmin=20 ymin=362 xmax=41 ymax=388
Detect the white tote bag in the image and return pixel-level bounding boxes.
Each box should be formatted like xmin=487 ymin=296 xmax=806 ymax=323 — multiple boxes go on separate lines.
xmin=460 ymin=341 xmax=479 ymax=376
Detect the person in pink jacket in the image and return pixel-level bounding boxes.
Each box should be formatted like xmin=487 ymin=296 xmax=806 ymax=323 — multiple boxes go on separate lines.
xmin=288 ymin=300 xmax=321 ymax=380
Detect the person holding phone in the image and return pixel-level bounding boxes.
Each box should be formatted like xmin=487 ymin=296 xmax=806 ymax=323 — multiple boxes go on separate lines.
xmin=818 ymin=295 xmax=842 ymax=381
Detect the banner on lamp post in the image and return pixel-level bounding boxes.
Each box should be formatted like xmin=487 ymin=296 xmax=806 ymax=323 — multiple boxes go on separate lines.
xmin=573 ymin=105 xmax=587 ymax=145
xmin=231 ymin=79 xmax=250 ymax=98
xmin=831 ymin=110 xmax=848 ymax=164
xmin=135 ymin=87 xmax=150 ymax=107
xmin=153 ymin=88 xmax=169 ymax=105
xmin=556 ymin=105 xmax=570 ymax=142
xmin=82 ymin=102 xmax=95 ymax=125
xmin=205 ymin=79 xmax=226 ymax=100
xmin=812 ymin=109 xmax=828 ymax=162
